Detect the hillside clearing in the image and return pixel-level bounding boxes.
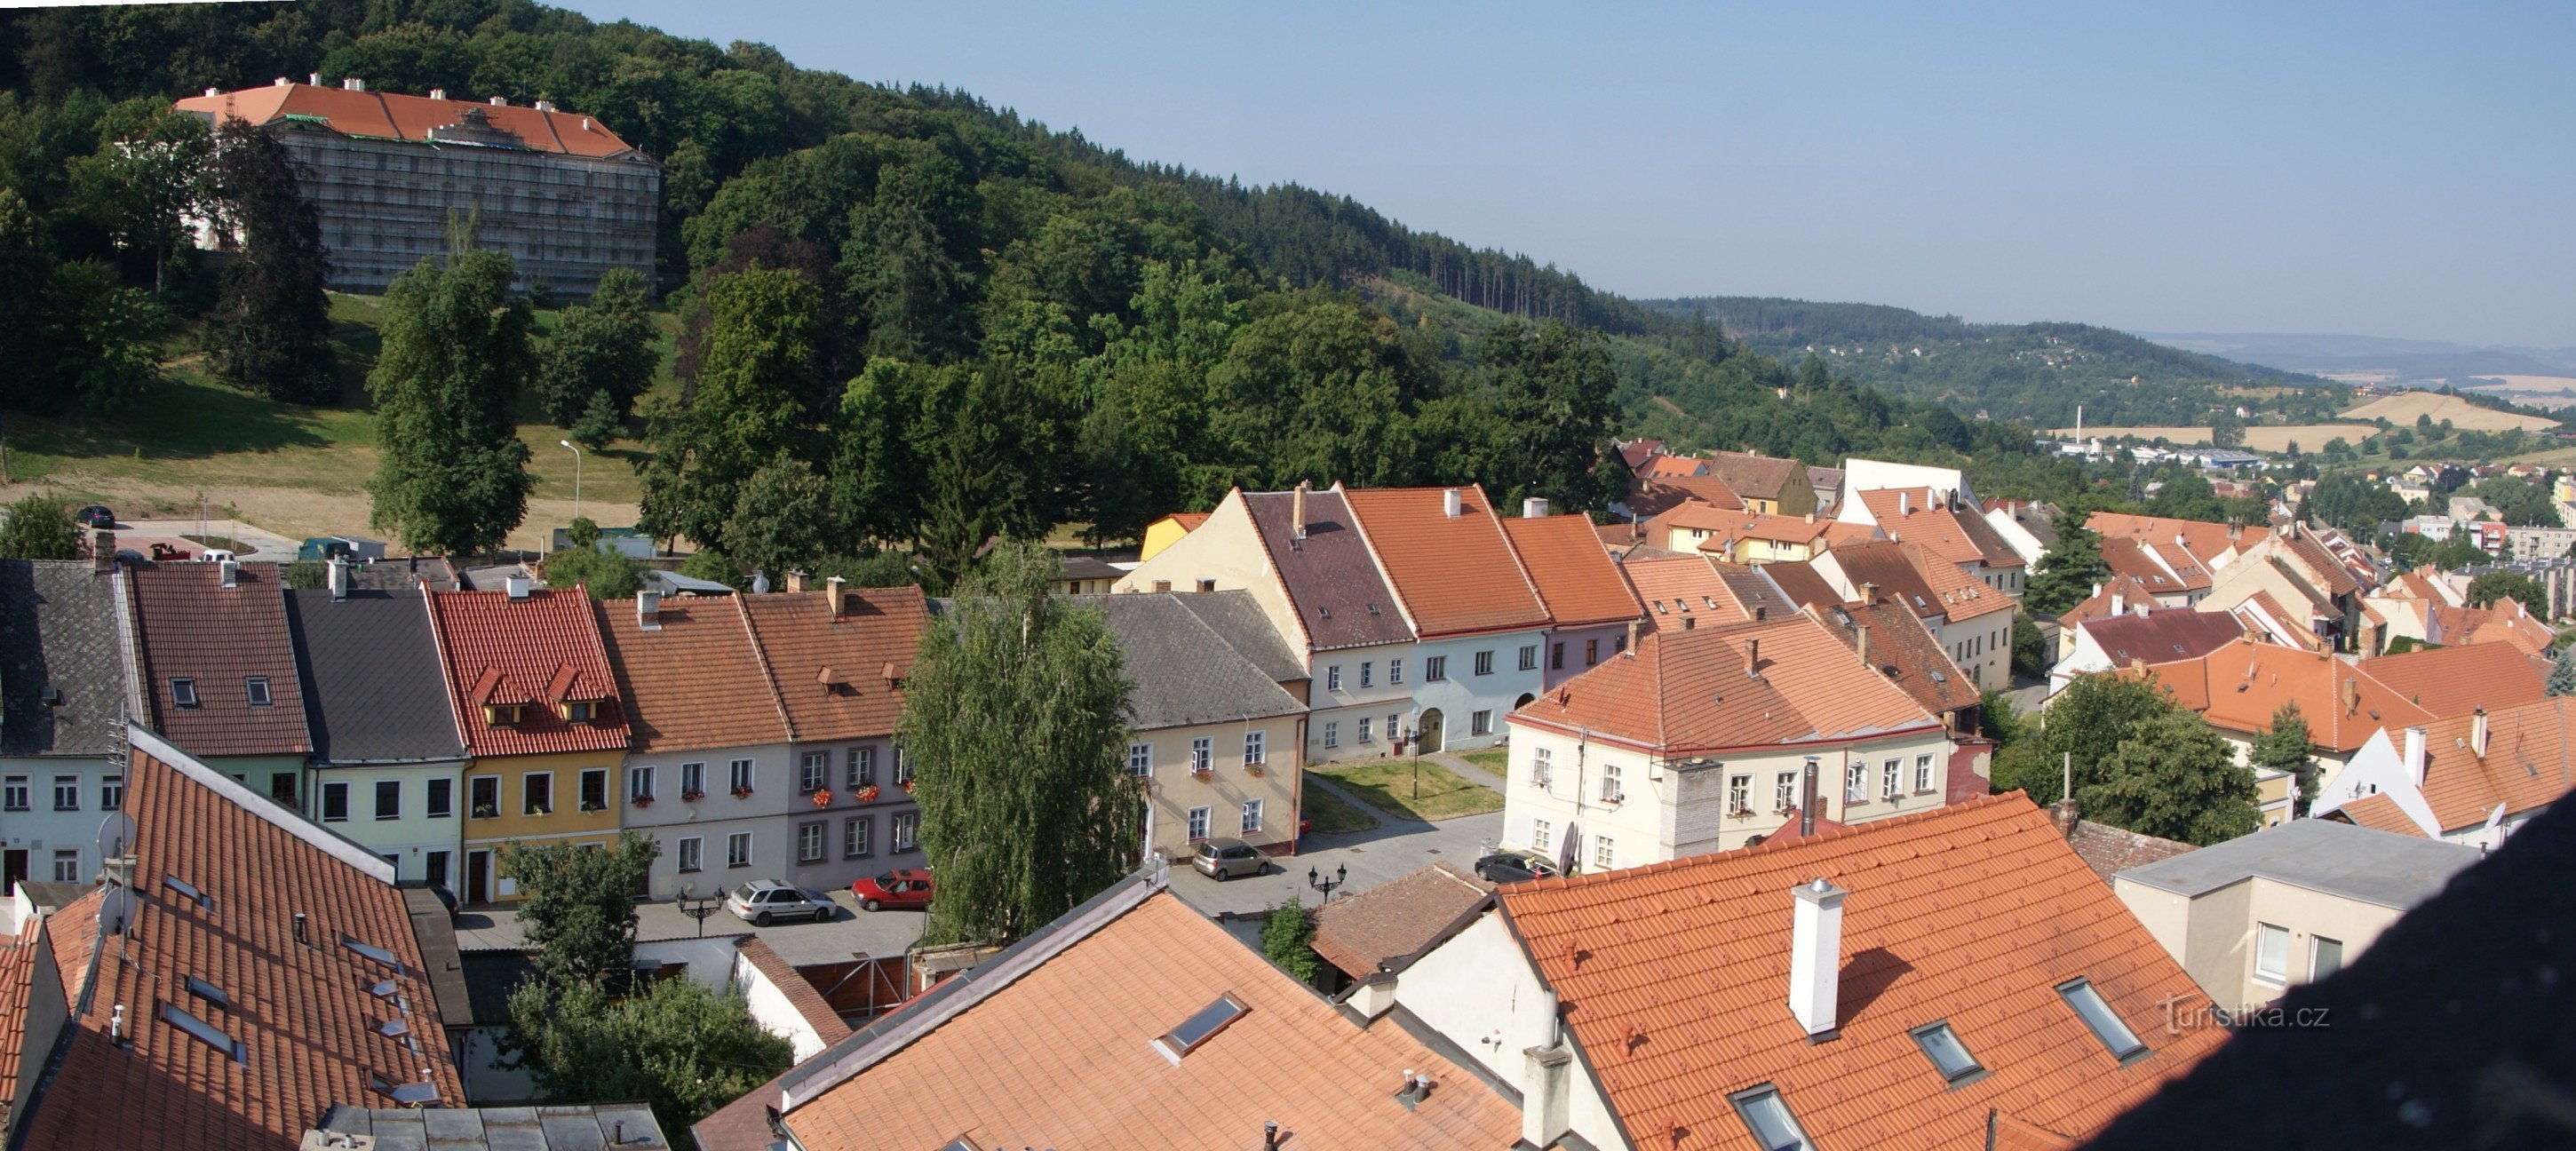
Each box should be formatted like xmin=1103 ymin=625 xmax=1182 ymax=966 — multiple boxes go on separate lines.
xmin=2341 ymin=391 xmax=2558 ymax=431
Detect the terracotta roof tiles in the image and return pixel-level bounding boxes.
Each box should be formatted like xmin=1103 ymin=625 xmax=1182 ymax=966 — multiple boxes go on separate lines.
xmin=2139 ymin=639 xmax=2431 ymax=753
xmin=1341 ymin=485 xmax=1551 ymax=638
xmin=2414 ymin=695 xmax=2576 ymax=832
xmin=427 ymin=589 xmax=628 ymax=757
xmin=2359 ymin=641 xmax=2549 ymax=719
xmin=1501 ymin=514 xmax=1643 ymax=628
xmin=1499 ymin=794 xmax=2222 ymax=1151
xmin=1810 ymin=599 xmax=1984 ymax=716
xmin=598 ymin=597 xmax=791 ymax=754
xmin=738 ymin=588 xmax=930 ymax=742
xmin=127 ymin=563 xmax=313 ymax=757
xmin=1620 ymin=555 xmax=1752 ymax=633
xmin=1512 ymin=613 xmax=1937 ymax=753
xmin=2329 ymin=791 xmax=2429 ymax=837
xmin=174 ymin=83 xmax=641 ymax=159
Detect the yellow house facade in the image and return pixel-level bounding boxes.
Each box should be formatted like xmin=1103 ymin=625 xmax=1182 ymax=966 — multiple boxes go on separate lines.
xmin=461 ymin=747 xmax=629 ymax=901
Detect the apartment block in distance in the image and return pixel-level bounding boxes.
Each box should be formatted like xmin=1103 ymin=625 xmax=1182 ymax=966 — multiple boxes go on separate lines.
xmin=175 ymin=78 xmax=658 ymax=296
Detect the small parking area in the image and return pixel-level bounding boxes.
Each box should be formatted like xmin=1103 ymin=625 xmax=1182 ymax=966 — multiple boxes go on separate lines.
xmin=454 ymin=886 xmax=928 ymax=967
xmin=1167 ymin=807 xmax=1505 ymax=921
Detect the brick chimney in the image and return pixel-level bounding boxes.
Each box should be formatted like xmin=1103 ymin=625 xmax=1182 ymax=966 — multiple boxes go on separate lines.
xmin=90 ymin=529 xmax=113 ymax=574
xmin=825 ymin=576 xmax=848 ymax=616
xmin=1746 ymin=637 xmax=1762 ymax=679
xmin=2048 ymin=797 xmax=2080 ymax=838
xmin=1292 ymin=480 xmax=1309 ymax=540
xmin=784 ymin=570 xmax=807 ymax=594
xmin=1856 ymin=623 xmax=1871 ymax=668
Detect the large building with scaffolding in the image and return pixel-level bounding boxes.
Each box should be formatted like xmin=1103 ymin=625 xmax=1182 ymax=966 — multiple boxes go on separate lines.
xmin=175 ymin=76 xmax=659 ymax=297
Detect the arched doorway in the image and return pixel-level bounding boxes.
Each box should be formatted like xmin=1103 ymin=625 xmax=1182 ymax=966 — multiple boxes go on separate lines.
xmin=1514 ymin=692 xmax=1536 ymax=710
xmin=1416 ymin=709 xmax=1445 ymax=754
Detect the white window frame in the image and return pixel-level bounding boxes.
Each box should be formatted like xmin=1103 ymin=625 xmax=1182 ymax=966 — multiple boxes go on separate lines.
xmin=51 ymin=850 xmax=79 ymax=885
xmin=1531 ymin=746 xmax=1553 ymax=788
xmin=1914 ymin=754 xmax=1936 ymax=793
xmin=1244 ymin=731 xmax=1266 ymax=766
xmin=726 ymin=831 xmax=752 ymax=869
xmin=1518 ymin=644 xmax=1538 ymax=671
xmin=1774 ymin=771 xmax=1797 ymax=814
xmin=892 ymin=812 xmax=919 ymax=852
xmin=1186 ymin=806 xmax=1212 ymax=841
xmin=1322 ymin=722 xmax=1339 ymax=749
xmin=1327 ymin=665 xmax=1342 ymax=691
xmin=1601 ymin=760 xmax=1624 ymax=803
xmin=1530 ymin=818 xmax=1553 ymax=853
xmin=1360 ymin=662 xmax=1373 ymax=687
xmin=1358 ymin=717 xmax=1374 ymax=743
xmin=1128 ymin=742 xmax=1154 ymax=776
xmin=1470 ymin=710 xmax=1492 ymax=736
xmin=1592 ymin=835 xmax=1616 ymax=870
xmin=798 ymin=822 xmax=826 ymax=863
xmin=1473 ymin=650 xmax=1494 ymax=677
xmin=1881 ymin=758 xmax=1902 ymax=802
xmin=630 ymin=765 xmax=656 ymax=802
xmin=2254 ymin=922 xmax=2290 ymax=984
xmin=799 ymin=752 xmax=829 ymax=793
xmin=1844 ymin=762 xmax=1866 ymax=805
xmin=680 ymin=762 xmax=706 ymax=798
xmin=844 ymin=816 xmax=872 ymax=858
xmin=52 ymin=774 xmax=78 ymax=812
xmin=101 ymin=774 xmax=123 ymax=812
xmin=1190 ymin=737 xmax=1212 ymax=773
xmin=1389 ymin=658 xmax=1404 ymax=685
xmin=847 ymin=747 xmax=876 ymax=789
xmin=1425 ymin=655 xmax=1447 ymax=682
xmin=1729 ymin=774 xmax=1751 ymax=815
xmin=1240 ymin=798 xmax=1263 ymax=835
xmin=727 ymin=758 xmax=755 ymax=794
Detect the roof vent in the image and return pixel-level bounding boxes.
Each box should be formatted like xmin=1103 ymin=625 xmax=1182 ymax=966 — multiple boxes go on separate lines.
xmin=636 ymin=590 xmax=662 ymax=631
xmin=219 ymin=559 xmax=240 ymax=589
xmin=505 ymin=574 xmax=531 ymax=600
xmin=341 ymin=76 xmax=365 ymax=91
xmin=310 ymin=73 xmax=323 ymax=86
xmin=427 ymin=88 xmax=447 ymax=101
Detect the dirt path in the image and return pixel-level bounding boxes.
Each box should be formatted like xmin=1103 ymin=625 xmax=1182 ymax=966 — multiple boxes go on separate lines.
xmin=3 ymin=472 xmax=640 ymax=556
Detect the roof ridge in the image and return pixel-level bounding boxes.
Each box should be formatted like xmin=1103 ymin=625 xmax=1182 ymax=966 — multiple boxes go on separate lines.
xmin=735 ymin=594 xmax=799 ymax=743
xmin=1232 ymin=488 xmax=1319 ymax=654
xmin=1511 ymin=790 xmax=2033 ymax=896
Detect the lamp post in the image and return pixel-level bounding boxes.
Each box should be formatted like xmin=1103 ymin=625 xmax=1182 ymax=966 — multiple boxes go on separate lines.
xmin=677 ymin=884 xmax=720 ymax=938
xmin=1308 ymin=862 xmax=1348 ymax=902
xmin=558 ymin=439 xmax=584 ymax=524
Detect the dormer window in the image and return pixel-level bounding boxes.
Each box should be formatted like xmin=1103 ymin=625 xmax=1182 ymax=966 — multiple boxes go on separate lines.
xmin=484 ymin=703 xmax=524 ymax=727
xmin=560 ymin=699 xmax=598 ymax=724
xmin=170 ymin=678 xmax=198 ymax=708
xmin=244 ymin=676 xmax=273 ymax=707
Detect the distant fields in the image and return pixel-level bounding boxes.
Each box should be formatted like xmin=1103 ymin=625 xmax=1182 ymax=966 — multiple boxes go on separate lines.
xmin=2048 ymin=424 xmax=2381 ymax=454
xmin=2341 ymin=390 xmax=2558 ymax=431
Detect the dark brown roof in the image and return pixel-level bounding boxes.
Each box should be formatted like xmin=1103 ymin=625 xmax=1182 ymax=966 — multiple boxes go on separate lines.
xmin=1811 ymin=599 xmax=1983 ymax=716
xmin=1309 ymin=862 xmax=1492 ymax=979
xmin=127 ymin=563 xmax=313 ymax=757
xmin=2077 ymin=610 xmax=2248 ymax=670
xmin=1702 ymin=449 xmax=1803 ymax=501
xmin=1242 ymin=489 xmax=1413 ymax=651
xmin=1760 ymin=559 xmax=1847 ymax=611
xmin=1822 ymin=540 xmax=1947 ymax=619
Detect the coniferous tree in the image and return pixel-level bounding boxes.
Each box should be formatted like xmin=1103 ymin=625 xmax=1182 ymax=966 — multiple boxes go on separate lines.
xmin=2548 ymin=646 xmax=2576 ymax=697
xmin=2025 ymin=513 xmax=2111 ymax=615
xmin=203 ymin=124 xmax=336 ymax=403
xmin=902 ymin=542 xmax=1137 ymax=946
xmin=365 ymin=241 xmax=535 ymax=557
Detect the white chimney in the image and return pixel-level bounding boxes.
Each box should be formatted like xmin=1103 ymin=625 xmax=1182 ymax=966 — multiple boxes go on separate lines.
xmin=2403 ymin=726 xmax=2428 ymax=786
xmin=535 ymin=99 xmax=557 ymax=113
xmin=203 ymin=87 xmax=220 ymax=98
xmin=1898 ymin=491 xmax=1911 ymax=516
xmin=327 ymin=557 xmax=349 ymax=602
xmin=309 ymin=73 xmax=322 ymax=86
xmin=218 ymin=559 xmax=239 ymax=590
xmin=429 ymin=88 xmax=447 ymax=101
xmin=505 ymin=574 xmax=531 ymax=600
xmin=637 ymin=591 xmax=662 ymax=631
xmin=342 ymin=76 xmax=365 ymax=91
xmin=1443 ymin=488 xmax=1464 ymax=519
xmin=489 ymin=96 xmax=506 ymax=107
xmin=1787 ymin=877 xmax=1848 ymax=1036
xmin=825 ymin=576 xmax=848 ymax=616
xmin=2111 ymin=591 xmax=2126 ymax=616
xmin=1292 ymin=480 xmax=1310 ymax=540
xmin=273 ymin=77 xmax=290 ymax=87
xmin=2471 ymin=707 xmax=2490 ymax=758
xmin=1523 ymin=496 xmax=1551 ymax=518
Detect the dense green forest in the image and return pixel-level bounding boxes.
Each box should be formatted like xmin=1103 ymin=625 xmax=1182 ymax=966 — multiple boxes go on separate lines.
xmin=0 ymin=1 xmax=2098 ymax=578
xmin=1640 ymin=296 xmax=2353 ymax=429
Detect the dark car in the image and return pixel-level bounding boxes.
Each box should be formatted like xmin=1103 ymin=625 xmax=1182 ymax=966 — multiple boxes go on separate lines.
xmin=75 ymin=505 xmax=115 ymax=528
xmin=852 ymin=869 xmax=934 ymax=912
xmin=1473 ymin=850 xmax=1559 ymax=885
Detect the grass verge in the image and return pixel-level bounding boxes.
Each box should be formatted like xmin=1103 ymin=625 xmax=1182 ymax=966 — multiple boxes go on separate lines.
xmin=1461 ymin=748 xmax=1509 ymax=774
xmin=1314 ymin=758 xmax=1505 ymax=822
xmin=1299 ymin=778 xmax=1380 ymax=835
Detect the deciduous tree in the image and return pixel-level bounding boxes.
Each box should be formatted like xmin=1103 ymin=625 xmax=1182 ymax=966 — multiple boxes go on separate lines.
xmin=2469 ymin=571 xmax=2548 ymax=618
xmin=366 ymin=244 xmax=534 ymax=557
xmin=2024 ymin=512 xmax=2111 ymax=615
xmin=504 ymin=960 xmax=791 ymax=1133
xmin=497 ymin=833 xmax=656 ymax=987
xmin=2081 ymin=710 xmax=2262 ymax=845
xmin=537 ymin=266 xmax=658 ymax=426
xmin=1261 ymin=897 xmax=1321 ymax=984
xmin=0 ymin=494 xmax=81 ymax=560
xmin=203 ymin=124 xmax=335 ymax=403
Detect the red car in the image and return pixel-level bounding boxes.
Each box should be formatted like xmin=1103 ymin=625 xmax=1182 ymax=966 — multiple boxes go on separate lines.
xmin=852 ymin=869 xmax=934 ymax=912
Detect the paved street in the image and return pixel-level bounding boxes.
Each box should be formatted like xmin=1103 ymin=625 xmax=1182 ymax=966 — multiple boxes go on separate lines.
xmin=453 ymin=886 xmax=930 ymax=967
xmin=118 ymin=516 xmax=304 ymax=561
xmin=1166 ymin=777 xmax=1504 ymax=921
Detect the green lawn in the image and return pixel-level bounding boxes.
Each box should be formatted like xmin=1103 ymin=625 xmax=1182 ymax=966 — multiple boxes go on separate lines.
xmin=1461 ymin=748 xmax=1509 ymax=774
xmin=1314 ymin=758 xmax=1505 ymax=822
xmin=1299 ymin=777 xmax=1380 ymax=835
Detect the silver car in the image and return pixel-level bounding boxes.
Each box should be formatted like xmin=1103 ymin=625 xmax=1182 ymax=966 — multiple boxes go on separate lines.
xmin=1192 ymin=837 xmax=1269 ymax=881
xmin=727 ymin=880 xmax=835 ymax=925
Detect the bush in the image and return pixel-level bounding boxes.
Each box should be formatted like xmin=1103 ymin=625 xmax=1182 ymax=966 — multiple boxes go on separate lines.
xmin=0 ymin=494 xmax=82 ymax=560
xmin=540 ymin=544 xmax=643 ymax=599
xmin=1261 ymin=898 xmax=1321 ymax=984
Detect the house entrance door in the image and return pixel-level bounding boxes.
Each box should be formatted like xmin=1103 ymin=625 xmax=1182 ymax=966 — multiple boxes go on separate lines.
xmin=465 ymin=849 xmax=490 ymax=904
xmin=1 ymin=850 xmax=24 ymax=895
xmin=1417 ymin=710 xmax=1444 ymax=754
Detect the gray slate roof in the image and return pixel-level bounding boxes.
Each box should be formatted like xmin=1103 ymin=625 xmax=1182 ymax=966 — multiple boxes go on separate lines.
xmin=311 ymin=1103 xmax=669 ymax=1150
xmin=0 ymin=560 xmax=127 ymax=757
xmin=284 ymin=587 xmax=466 ymax=762
xmin=1171 ymin=590 xmax=1308 ymax=686
xmin=1073 ymin=593 xmax=1307 ymax=731
xmin=2115 ymin=818 xmax=2482 ymax=909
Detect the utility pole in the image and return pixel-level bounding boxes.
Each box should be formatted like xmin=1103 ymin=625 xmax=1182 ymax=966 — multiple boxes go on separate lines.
xmin=558 ymin=440 xmax=584 ymax=524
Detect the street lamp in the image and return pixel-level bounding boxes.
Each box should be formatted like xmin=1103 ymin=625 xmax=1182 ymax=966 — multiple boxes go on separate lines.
xmin=558 ymin=439 xmax=584 ymax=524
xmin=1308 ymin=863 xmax=1348 ymax=902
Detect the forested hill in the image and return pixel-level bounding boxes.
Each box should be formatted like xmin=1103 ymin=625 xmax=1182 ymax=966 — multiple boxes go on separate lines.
xmin=1640 ymin=296 xmax=2349 ymax=429
xmin=0 ymin=1 xmax=2092 ymax=572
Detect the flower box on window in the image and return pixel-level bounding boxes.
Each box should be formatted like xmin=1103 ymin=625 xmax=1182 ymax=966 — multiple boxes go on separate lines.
xmin=631 ymin=795 xmax=654 ymax=808
xmin=853 ymin=785 xmax=880 ymax=804
xmin=471 ymin=804 xmax=498 ymax=820
xmin=731 ymin=785 xmax=755 ymax=798
xmin=680 ymin=790 xmax=705 ymax=803
xmin=811 ymin=789 xmax=834 ymax=808
xmin=578 ymin=801 xmax=604 ymax=814
xmin=1245 ymin=765 xmax=1267 ymax=778
xmin=900 ymin=780 xmax=916 ymax=794
xmin=1190 ymin=767 xmax=1214 ymax=782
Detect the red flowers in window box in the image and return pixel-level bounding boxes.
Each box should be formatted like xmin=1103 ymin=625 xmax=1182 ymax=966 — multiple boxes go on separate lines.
xmin=731 ymin=785 xmax=755 ymax=798
xmin=900 ymin=780 xmax=916 ymax=794
xmin=680 ymin=790 xmax=704 ymax=803
xmin=811 ymin=789 xmax=833 ymax=808
xmin=631 ymin=795 xmax=654 ymax=808
xmin=854 ymin=785 xmax=881 ymax=804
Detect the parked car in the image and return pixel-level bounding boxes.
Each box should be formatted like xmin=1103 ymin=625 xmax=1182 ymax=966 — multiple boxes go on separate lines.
xmin=852 ymin=869 xmax=935 ymax=912
xmin=74 ymin=505 xmax=114 ymax=528
xmin=1473 ymin=851 xmax=1559 ymax=885
xmin=1192 ymin=837 xmax=1270 ymax=881
xmin=194 ymin=549 xmax=237 ymax=564
xmin=726 ymin=880 xmax=835 ymax=925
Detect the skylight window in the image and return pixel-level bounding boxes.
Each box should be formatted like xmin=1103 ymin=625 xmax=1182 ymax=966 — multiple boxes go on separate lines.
xmin=1910 ymin=1021 xmax=1984 ymax=1083
xmin=376 ymin=1018 xmax=409 ymax=1038
xmin=340 ymin=934 xmax=412 ymax=976
xmin=1729 ymin=1084 xmax=1814 ymax=1151
xmin=368 ymin=980 xmax=399 ymax=999
xmin=185 ymin=976 xmax=232 ymax=1010
xmin=170 ymin=678 xmax=198 ymax=708
xmin=162 ymin=876 xmax=211 ymax=909
xmin=1151 ymin=992 xmax=1248 ymax=1062
xmin=370 ymin=1074 xmax=439 ymax=1105
xmin=2058 ymin=978 xmax=2148 ymax=1060
xmin=244 ymin=676 xmax=273 ymax=707
xmin=161 ymin=1003 xmax=243 ymax=1061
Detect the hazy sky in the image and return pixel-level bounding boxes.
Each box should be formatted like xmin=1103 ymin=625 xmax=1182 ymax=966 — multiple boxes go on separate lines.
xmin=564 ymin=2 xmax=2575 ymax=347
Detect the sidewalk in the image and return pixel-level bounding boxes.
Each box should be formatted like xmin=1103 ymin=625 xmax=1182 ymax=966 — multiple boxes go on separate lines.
xmin=1426 ymin=750 xmax=1507 ymax=790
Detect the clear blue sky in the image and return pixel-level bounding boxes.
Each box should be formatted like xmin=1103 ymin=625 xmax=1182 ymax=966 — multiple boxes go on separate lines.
xmin=564 ymin=1 xmax=2575 ymax=348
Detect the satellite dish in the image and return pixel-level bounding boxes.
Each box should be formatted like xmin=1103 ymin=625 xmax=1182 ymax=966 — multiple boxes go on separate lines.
xmin=95 ymin=812 xmax=137 ymax=871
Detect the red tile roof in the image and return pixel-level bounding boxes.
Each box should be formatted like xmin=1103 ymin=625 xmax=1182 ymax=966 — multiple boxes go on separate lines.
xmin=1701 ymin=449 xmax=1805 ymax=503
xmin=1511 ymin=614 xmax=1938 ymax=754
xmin=1832 ymin=539 xmax=2014 ymax=623
xmin=2328 ymin=791 xmax=2429 ymax=837
xmin=0 ymin=925 xmax=52 ymax=1109
xmin=127 ymin=563 xmax=313 ymax=757
xmin=2138 ymin=639 xmax=2432 ymax=753
xmin=173 ymin=83 xmax=641 ymax=159
xmin=1625 ymin=474 xmax=1746 ymax=517
xmin=1499 ymin=794 xmax=2222 ymax=1151
xmin=427 ymin=589 xmax=630 ymax=757
xmin=1341 ymin=485 xmax=1551 ymax=638
xmin=598 ymin=597 xmax=791 ymax=753
xmin=738 ymin=588 xmax=929 ymax=742
xmin=20 ymin=731 xmax=466 ymax=1150
xmin=1621 ymin=555 xmax=1752 ymax=633
xmin=1310 ymin=861 xmax=1492 ymax=978
xmin=1811 ymin=599 xmax=1984 ymax=717
xmin=1859 ymin=488 xmax=2015 ymax=568
xmin=1501 ymin=514 xmax=1642 ymax=628
xmin=2360 ymin=641 xmax=2549 ymax=719
xmin=2076 ymin=610 xmax=2249 ymax=670
xmin=2083 ymin=512 xmax=2269 ymax=569
xmin=2431 ymin=601 xmax=2556 ymax=656
xmin=2414 ymin=695 xmax=2576 ymax=832
xmin=1640 ymin=455 xmax=1711 ymax=479
xmin=2058 ymin=575 xmax=2167 ymax=627
xmin=2098 ymin=537 xmax=2192 ymax=596
xmin=777 ymin=888 xmax=1523 ymax=1151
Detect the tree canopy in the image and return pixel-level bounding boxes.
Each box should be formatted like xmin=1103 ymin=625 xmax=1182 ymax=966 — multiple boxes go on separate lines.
xmin=2468 ymin=571 xmax=2548 ymax=618
xmin=365 ymin=243 xmax=535 ymax=557
xmin=0 ymin=493 xmax=81 ymax=560
xmin=2081 ymin=710 xmax=2262 ymax=845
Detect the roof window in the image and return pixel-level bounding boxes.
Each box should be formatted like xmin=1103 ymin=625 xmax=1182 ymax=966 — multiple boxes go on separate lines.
xmin=245 ymin=676 xmax=273 ymax=707
xmin=341 ymin=934 xmax=413 ymax=977
xmin=161 ymin=1003 xmax=244 ymax=1061
xmin=163 ymin=876 xmax=211 ymax=909
xmin=2058 ymin=978 xmax=2148 ymax=1060
xmin=186 ymin=976 xmax=233 ymax=1010
xmin=1729 ymin=1084 xmax=1813 ymax=1151
xmin=369 ymin=1073 xmax=439 ymax=1105
xmin=1910 ymin=1021 xmax=1984 ymax=1083
xmin=1151 ymin=992 xmax=1248 ymax=1062
xmin=376 ymin=1018 xmax=409 ymax=1037
xmin=170 ymin=678 xmax=198 ymax=708
xmin=368 ymin=980 xmax=399 ymax=999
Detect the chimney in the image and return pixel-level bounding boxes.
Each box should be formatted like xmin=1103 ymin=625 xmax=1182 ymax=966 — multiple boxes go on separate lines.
xmin=636 ymin=591 xmax=662 ymax=632
xmin=1898 ymin=491 xmax=1911 ymax=516
xmin=327 ymin=557 xmax=349 ymax=602
xmin=535 ymin=99 xmax=557 ymax=112
xmin=2471 ymin=707 xmax=2490 ymax=758
xmin=91 ymin=529 xmax=113 ymax=574
xmin=505 ymin=574 xmax=531 ymax=600
xmin=341 ymin=76 xmax=365 ymax=91
xmin=1856 ymin=623 xmax=1871 ymax=667
xmin=2403 ymin=726 xmax=2428 ymax=785
xmin=2111 ymin=591 xmax=2126 ymax=617
xmin=274 ymin=76 xmax=290 ymax=87
xmin=489 ymin=96 xmax=506 ymax=106
xmin=1520 ymin=1018 xmax=1573 ymax=1148
xmin=428 ymin=88 xmax=447 ymax=101
xmin=1753 ymin=604 xmax=1767 ymax=622
xmin=203 ymin=86 xmax=220 ymax=98
xmin=1523 ymin=496 xmax=1551 ymax=518
xmin=825 ymin=576 xmax=848 ymax=616
xmin=1858 ymin=581 xmax=1878 ymax=605
xmin=309 ymin=73 xmax=322 ymax=86
xmin=1801 ymin=757 xmax=1819 ymax=832
xmin=1787 ymin=878 xmax=1849 ymax=1036
xmin=2048 ymin=797 xmax=2080 ymax=837
xmin=1746 ymin=637 xmax=1761 ymax=679
xmin=783 ymin=570 xmax=807 ymax=594
xmin=2342 ymin=676 xmax=2359 ymax=714
xmin=1625 ymin=616 xmax=1640 ymax=655
xmin=1292 ymin=480 xmax=1310 ymax=540
xmin=219 ymin=559 xmax=240 ymax=590
xmin=1443 ymin=488 xmax=1464 ymax=519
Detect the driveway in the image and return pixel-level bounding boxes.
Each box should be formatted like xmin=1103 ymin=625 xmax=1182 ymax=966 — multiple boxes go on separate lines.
xmin=453 ymin=887 xmax=928 ymax=967
xmin=117 ymin=516 xmax=304 ymax=562
xmin=1166 ymin=793 xmax=1504 ymax=922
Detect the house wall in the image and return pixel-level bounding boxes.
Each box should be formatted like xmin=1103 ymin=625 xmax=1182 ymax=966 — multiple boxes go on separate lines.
xmin=1934 ymin=610 xmax=2014 ymax=693
xmin=730 ymin=947 xmax=835 ymax=1061
xmin=620 ymin=740 xmax=789 ymax=901
xmin=0 ymin=756 xmax=136 ymax=889
xmin=1497 ymin=720 xmax=1956 ymax=867
xmin=4 ymin=911 xmax=68 ymax=1132
xmin=1305 ymin=641 xmax=1419 ymax=763
xmin=2118 ymin=876 xmax=2405 ymax=1011
xmin=308 ymin=759 xmax=466 ymax=884
xmin=464 ymin=748 xmax=627 ymax=901
xmin=1409 ymin=631 xmax=1546 ymax=752
xmin=206 ymin=754 xmax=311 ymax=809
xmin=1133 ymin=715 xmax=1302 ymax=858
xmin=1539 ymin=623 xmax=1630 ymax=692
xmin=1386 ymin=911 xmax=1629 ymax=1151
xmin=784 ymin=737 xmax=924 ymax=893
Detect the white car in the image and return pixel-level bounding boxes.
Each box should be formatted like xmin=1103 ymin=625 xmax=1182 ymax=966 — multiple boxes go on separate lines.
xmin=194 ymin=549 xmax=238 ymax=564
xmin=726 ymin=880 xmax=835 ymax=926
